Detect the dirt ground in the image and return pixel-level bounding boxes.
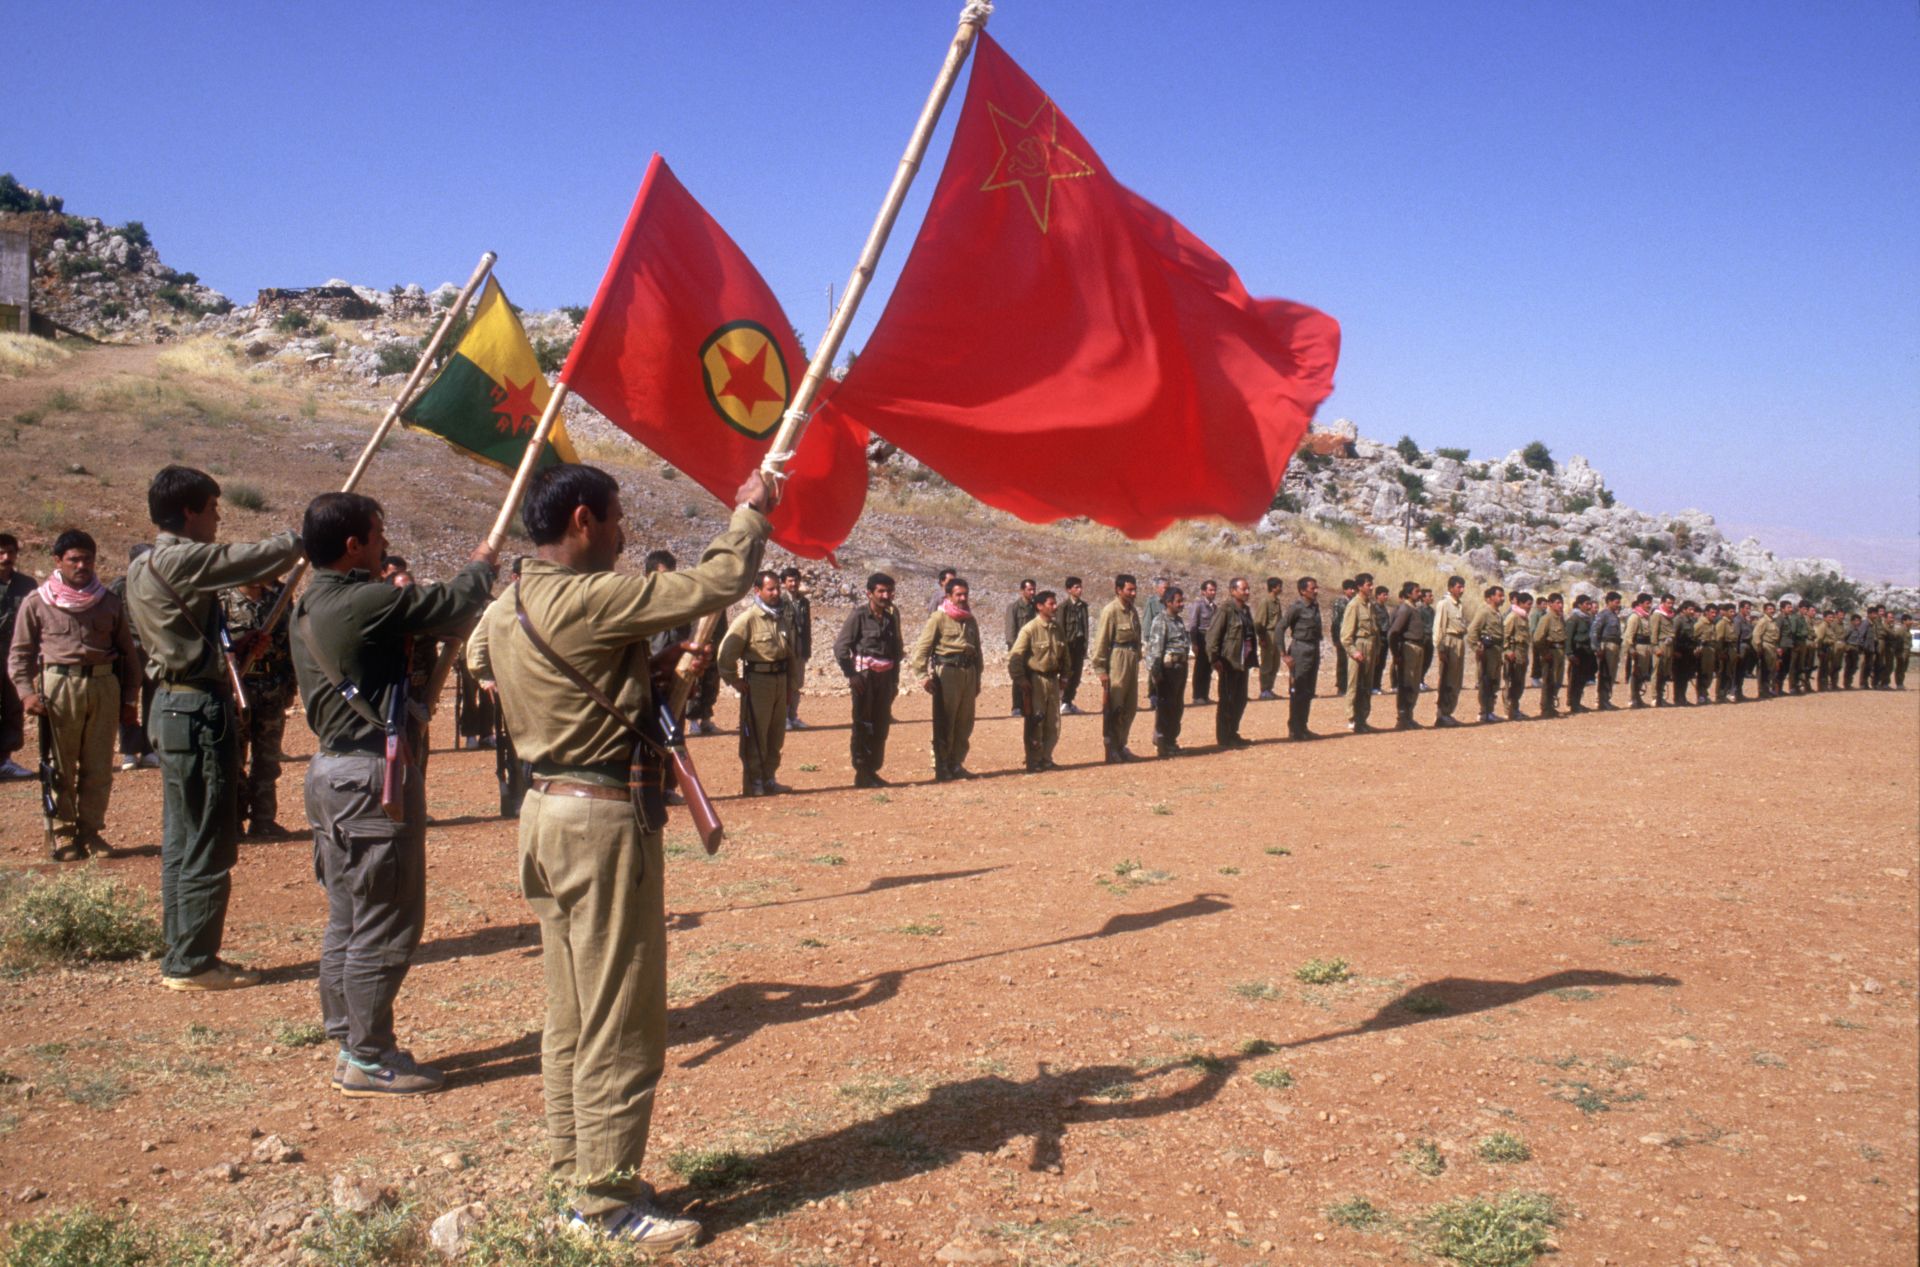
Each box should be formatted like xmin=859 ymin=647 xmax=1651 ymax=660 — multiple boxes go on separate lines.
xmin=1 ymin=661 xmax=1915 ymax=1265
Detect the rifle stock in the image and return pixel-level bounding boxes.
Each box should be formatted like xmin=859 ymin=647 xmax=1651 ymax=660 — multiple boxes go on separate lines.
xmin=672 ymin=746 xmax=723 ymax=854
xmin=36 ymin=709 xmax=57 ymax=851
xmin=381 ymin=671 xmax=409 ymax=822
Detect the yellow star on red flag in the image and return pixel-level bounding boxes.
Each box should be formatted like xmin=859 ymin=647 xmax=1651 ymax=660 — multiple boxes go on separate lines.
xmin=979 ymin=98 xmax=1094 ymax=233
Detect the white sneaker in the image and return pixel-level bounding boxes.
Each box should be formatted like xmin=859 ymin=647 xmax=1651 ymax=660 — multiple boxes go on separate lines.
xmin=119 ymin=759 xmax=138 ymax=773
xmin=567 ymin=1201 xmax=699 ymax=1249
xmin=0 ymin=759 xmax=33 ymax=780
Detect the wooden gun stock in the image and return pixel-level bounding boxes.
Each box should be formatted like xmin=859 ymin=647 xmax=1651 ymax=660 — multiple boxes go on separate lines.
xmin=671 ymin=745 xmax=723 ymax=854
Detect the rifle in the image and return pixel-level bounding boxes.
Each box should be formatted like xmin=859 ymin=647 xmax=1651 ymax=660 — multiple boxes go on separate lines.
xmin=380 ymin=662 xmax=410 ymax=822
xmin=216 ymin=623 xmax=252 ymax=731
xmin=36 ymin=708 xmax=57 ymax=853
xmin=652 ymin=692 xmax=721 ymax=853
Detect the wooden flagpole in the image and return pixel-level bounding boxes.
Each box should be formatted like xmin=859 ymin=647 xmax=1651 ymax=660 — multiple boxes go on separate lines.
xmin=668 ymin=0 xmax=994 ymax=708
xmin=246 ymin=249 xmax=498 ymax=657
xmin=484 ymin=382 xmax=572 ymax=551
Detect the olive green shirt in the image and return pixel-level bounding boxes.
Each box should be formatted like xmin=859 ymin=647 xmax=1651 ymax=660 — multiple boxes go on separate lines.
xmin=1009 ymin=614 xmax=1067 ymax=678
xmin=1533 ymin=607 xmax=1567 ymax=649
xmin=1089 ymin=598 xmax=1142 ymax=674
xmin=479 ymin=506 xmax=768 ymax=777
xmin=1650 ymin=609 xmax=1677 ymax=650
xmin=1503 ymin=607 xmax=1532 ymax=656
xmin=908 ymin=608 xmax=982 ymax=678
xmin=127 ymin=530 xmax=303 ymax=688
xmin=1751 ymin=614 xmax=1779 ymax=653
xmin=717 ymin=600 xmax=800 ymax=690
xmin=1337 ymin=593 xmax=1377 ymax=652
xmin=1466 ymin=605 xmax=1502 ymax=649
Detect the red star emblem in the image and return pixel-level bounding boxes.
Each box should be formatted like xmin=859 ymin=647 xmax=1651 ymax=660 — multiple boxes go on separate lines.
xmin=980 ymin=98 xmax=1095 ymax=232
xmin=716 ymin=341 xmax=784 ymax=413
xmin=491 ymin=375 xmax=542 ymax=436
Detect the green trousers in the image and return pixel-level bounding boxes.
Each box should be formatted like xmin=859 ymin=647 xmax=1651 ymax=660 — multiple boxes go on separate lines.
xmin=41 ymin=669 xmax=120 ymax=840
xmin=1103 ymin=647 xmax=1141 ymax=755
xmin=150 ymin=686 xmax=239 ymax=978
xmin=1022 ymin=672 xmax=1061 ymax=768
xmin=1347 ymin=641 xmax=1373 ymax=727
xmin=736 ymin=672 xmax=787 ymax=791
xmin=1435 ymin=642 xmax=1464 ymax=719
xmin=521 ymin=788 xmax=666 ymax=1218
xmin=930 ymin=663 xmax=978 ymax=775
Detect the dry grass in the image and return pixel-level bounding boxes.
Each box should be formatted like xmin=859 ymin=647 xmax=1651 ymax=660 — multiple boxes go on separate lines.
xmin=0 ymin=333 xmax=71 ymax=378
xmin=153 ymin=336 xmax=261 ymax=383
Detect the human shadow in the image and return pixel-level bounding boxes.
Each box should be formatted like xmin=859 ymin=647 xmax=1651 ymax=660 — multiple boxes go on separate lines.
xmin=669 ymin=894 xmax=1232 ymax=1067
xmin=439 ymin=1028 xmax=541 ymax=1088
xmin=260 ymin=921 xmax=540 ymax=985
xmin=1271 ymin=969 xmax=1682 ymax=1051
xmin=667 ymin=867 xmax=1004 ymax=933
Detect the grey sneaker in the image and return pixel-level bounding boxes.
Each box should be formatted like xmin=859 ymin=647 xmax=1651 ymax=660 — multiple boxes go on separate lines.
xmin=162 ymin=960 xmax=261 ymax=991
xmin=338 ymin=1050 xmax=445 ymax=1097
xmin=331 ymin=1049 xmax=349 ymax=1089
xmin=567 ymin=1201 xmax=699 ymax=1250
xmin=0 ymin=759 xmax=33 ymax=780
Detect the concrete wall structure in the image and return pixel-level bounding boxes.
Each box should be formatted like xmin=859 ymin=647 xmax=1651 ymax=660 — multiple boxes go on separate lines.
xmin=0 ymin=228 xmax=30 ymax=334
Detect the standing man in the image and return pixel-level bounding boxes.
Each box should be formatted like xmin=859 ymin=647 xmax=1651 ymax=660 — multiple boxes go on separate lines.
xmin=1650 ymin=594 xmax=1678 ymax=706
xmin=1144 ymin=585 xmax=1190 ymax=757
xmin=642 ymin=550 xmax=721 ymax=738
xmin=928 ymin=567 xmax=956 ymax=613
xmin=778 ymin=567 xmax=812 ymax=729
xmin=221 ymin=574 xmax=295 ymax=838
xmin=1207 ymin=576 xmax=1257 ymax=747
xmin=1253 ymin=577 xmax=1284 ymax=700
xmin=110 ymin=544 xmax=163 ymax=772
xmin=1416 ymin=587 xmax=1437 ymax=687
xmin=1369 ymin=583 xmax=1391 ymax=694
xmin=1009 ymin=589 xmax=1067 ymax=770
xmin=1385 ymin=581 xmax=1421 ymax=730
xmin=1330 ymin=579 xmax=1355 ymax=699
xmin=1842 ymin=611 xmax=1867 ymax=688
xmin=1467 ymin=585 xmax=1506 ymax=723
xmin=1622 ymin=593 xmax=1654 ymax=708
xmin=834 ymin=572 xmax=903 ymax=788
xmin=1186 ymin=579 xmax=1218 ymax=703
xmin=1715 ymin=603 xmax=1740 ymax=702
xmin=909 ymin=575 xmax=983 ymax=781
xmin=1751 ymin=601 xmax=1780 ymax=698
xmin=1003 ymin=578 xmax=1038 ymax=717
xmin=1339 ymin=573 xmax=1379 ymax=733
xmin=1692 ymin=603 xmax=1720 ymax=704
xmin=292 ymin=492 xmax=495 ymax=1096
xmin=127 ymin=466 xmax=304 ymax=991
xmin=1772 ymin=597 xmax=1799 ymax=695
xmin=1590 ymin=591 xmax=1623 ymax=710
xmin=1058 ymin=576 xmax=1090 ymax=717
xmin=1732 ymin=599 xmax=1756 ymax=701
xmin=1566 ymin=594 xmax=1597 ymax=713
xmin=1532 ymin=592 xmax=1568 ymax=718
xmin=8 ymin=530 xmax=138 ymax=859
xmin=718 ymin=571 xmax=798 ymax=797
xmin=0 ymin=532 xmax=38 ymax=781
xmin=1280 ymin=576 xmax=1322 ymax=739
xmin=1431 ymin=576 xmax=1467 ymax=726
xmin=1141 ymin=577 xmax=1168 ymax=709
xmin=1894 ymin=611 xmax=1912 ymax=688
xmin=1502 ymin=591 xmax=1534 ymax=721
xmin=1090 ymin=574 xmax=1144 ymax=763
xmin=478 ymin=463 xmax=774 ymax=1248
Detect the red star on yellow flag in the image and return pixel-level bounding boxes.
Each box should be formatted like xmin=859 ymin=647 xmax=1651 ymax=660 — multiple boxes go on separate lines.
xmin=979 ymin=98 xmax=1094 ymax=233
xmin=716 ymin=340 xmax=784 ymax=413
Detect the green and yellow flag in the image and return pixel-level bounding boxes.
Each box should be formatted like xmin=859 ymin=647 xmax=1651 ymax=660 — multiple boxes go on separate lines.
xmin=401 ymin=278 xmax=579 ymax=472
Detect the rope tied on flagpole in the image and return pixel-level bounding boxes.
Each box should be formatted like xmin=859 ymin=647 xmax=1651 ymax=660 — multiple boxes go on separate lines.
xmin=960 ymin=1 xmax=994 ymax=25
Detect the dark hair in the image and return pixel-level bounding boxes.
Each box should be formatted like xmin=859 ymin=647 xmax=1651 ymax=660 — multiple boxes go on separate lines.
xmin=1340 ymin=578 xmax=1355 ymax=591
xmin=1448 ymin=575 xmax=1465 ymax=588
xmin=51 ymin=529 xmax=96 ymax=557
xmin=1354 ymin=572 xmax=1373 ymax=587
xmin=1634 ymin=593 xmax=1652 ymax=606
xmin=754 ymin=570 xmax=780 ymax=588
xmin=302 ymin=492 xmax=384 ymax=568
xmin=1165 ymin=585 xmax=1184 ymax=602
xmin=644 ymin=549 xmax=676 ymax=573
xmin=148 ymin=465 xmax=220 ymax=532
xmin=1659 ymin=593 xmax=1676 ymax=604
xmin=1266 ymin=576 xmax=1283 ymax=592
xmin=1514 ymin=591 xmax=1533 ymax=604
xmin=1020 ymin=578 xmax=1035 ymax=589
xmin=1399 ymin=580 xmax=1418 ymax=599
xmin=522 ymin=464 xmax=619 ymax=546
xmin=946 ymin=575 xmax=969 ymax=595
xmin=779 ymin=566 xmax=802 ymax=582
xmin=1065 ymin=575 xmax=1081 ymax=588
xmin=1604 ymin=590 xmax=1621 ymax=603
xmin=381 ymin=554 xmax=408 ymax=574
xmin=866 ymin=571 xmax=895 ymax=592
xmin=0 ymin=532 xmax=17 ymax=551
xmin=1547 ymin=591 xmax=1564 ymax=604
xmin=1035 ymin=588 xmax=1057 ymax=605
xmin=1296 ymin=576 xmax=1316 ymax=593
xmin=1115 ymin=573 xmax=1136 ymax=590
xmin=937 ymin=567 xmax=956 ymax=583
xmin=1202 ymin=578 xmax=1217 ymax=591
xmin=1483 ymin=585 xmax=1503 ymax=599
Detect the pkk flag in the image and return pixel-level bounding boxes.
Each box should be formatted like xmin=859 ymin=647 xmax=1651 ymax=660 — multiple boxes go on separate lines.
xmin=821 ymin=33 xmax=1341 ymax=539
xmin=561 ymin=155 xmax=868 ymax=561
xmin=401 ymin=278 xmax=580 ymax=472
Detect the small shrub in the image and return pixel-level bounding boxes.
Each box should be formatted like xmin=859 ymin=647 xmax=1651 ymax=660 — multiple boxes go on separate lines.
xmin=1400 ymin=993 xmax=1447 ymax=1015
xmin=560 ymin=304 xmax=589 ymax=324
xmin=1563 ymin=494 xmax=1594 ymax=515
xmin=531 ymin=334 xmax=574 ymax=375
xmin=1395 ymin=469 xmax=1427 ymax=503
xmin=1326 ymin=1196 xmax=1388 ymax=1231
xmin=115 ymin=220 xmax=152 ymax=250
xmin=1503 ymin=463 xmax=1523 ymax=481
xmin=1396 ymin=435 xmax=1422 ymax=463
xmin=1598 ymin=486 xmax=1616 ymax=508
xmin=666 ymin=1146 xmax=756 ymax=1190
xmin=272 ymin=310 xmax=311 ymax=333
xmin=1494 ymin=545 xmax=1516 ymax=564
xmin=1551 ymin=540 xmax=1585 ymax=564
xmin=300 ymin=1200 xmax=418 ymax=1267
xmin=1252 ymin=1067 xmax=1295 ymax=1090
xmin=1520 ymin=441 xmax=1553 ymax=472
xmin=1294 ymin=956 xmax=1351 ymax=985
xmin=1238 ymin=1038 xmax=1278 ymax=1056
xmin=0 ymin=172 xmax=64 ymax=214
xmin=1 ymin=1207 xmax=226 ymax=1267
xmin=270 ymin=1018 xmax=327 ymax=1048
xmin=1463 ymin=464 xmax=1490 ymax=480
xmin=1231 ymin=981 xmax=1282 ymax=1001
xmin=1784 ymin=570 xmax=1862 ymax=610
xmin=1590 ymin=557 xmax=1619 ymax=587
xmin=1269 ymin=489 xmax=1300 ymax=514
xmin=57 ymin=256 xmax=103 ymax=280
xmin=3 ymin=867 xmax=162 ymax=963
xmin=375 ymin=343 xmax=419 ymax=376
xmin=1436 ymin=446 xmax=1470 ymax=461
xmin=1462 ymin=526 xmax=1488 ymax=551
xmin=223 ymin=482 xmax=268 ymax=512
xmin=1667 ymin=521 xmax=1694 ymax=551
xmin=1477 ymin=1132 xmax=1532 ymax=1163
xmin=1426 ymin=519 xmax=1455 ymax=548
xmin=1406 ymin=1139 xmax=1448 ymax=1176
xmin=1419 ymin=1191 xmax=1558 ymax=1267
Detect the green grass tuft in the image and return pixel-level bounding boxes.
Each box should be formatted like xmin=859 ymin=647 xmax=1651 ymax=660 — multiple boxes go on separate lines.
xmin=1294 ymin=956 xmax=1352 ymax=985
xmin=1406 ymin=1138 xmax=1448 ymax=1176
xmin=665 ymin=1146 xmax=756 ymax=1190
xmin=1 ymin=1208 xmax=228 ymax=1267
xmin=1477 ymin=1132 xmax=1532 ymax=1164
xmin=1325 ymin=1196 xmax=1388 ymax=1231
xmin=1251 ymin=1068 xmax=1295 ymax=1090
xmin=1419 ymin=1191 xmax=1559 ymax=1267
xmin=2 ymin=867 xmax=162 ymax=964
xmin=1230 ymin=980 xmax=1282 ymax=1001
xmin=269 ymin=1018 xmax=328 ymax=1048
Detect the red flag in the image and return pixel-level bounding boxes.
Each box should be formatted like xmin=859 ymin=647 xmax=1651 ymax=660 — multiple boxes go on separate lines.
xmin=562 ymin=155 xmax=867 ymax=560
xmin=821 ymin=34 xmax=1340 ymax=539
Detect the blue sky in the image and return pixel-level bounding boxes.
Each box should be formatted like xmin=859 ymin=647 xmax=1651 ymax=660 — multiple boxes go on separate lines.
xmin=7 ymin=1 xmax=1917 ymax=580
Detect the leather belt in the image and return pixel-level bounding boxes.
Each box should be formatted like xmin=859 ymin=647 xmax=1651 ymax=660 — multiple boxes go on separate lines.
xmin=158 ymin=681 xmax=216 ymax=693
xmin=745 ymin=661 xmax=789 ymax=674
xmin=48 ymin=663 xmax=115 ymax=678
xmin=931 ymin=654 xmax=973 ymax=667
xmin=530 ymin=778 xmax=629 ymax=803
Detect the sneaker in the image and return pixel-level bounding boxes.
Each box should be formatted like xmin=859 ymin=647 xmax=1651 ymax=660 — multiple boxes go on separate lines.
xmin=51 ymin=841 xmax=86 ymax=862
xmin=244 ymin=820 xmax=287 ymax=840
xmin=762 ymin=779 xmax=794 ymax=794
xmin=76 ymin=829 xmax=112 ymax=857
xmin=694 ymin=719 xmax=720 ymax=737
xmin=162 ymin=960 xmax=261 ymax=992
xmin=338 ymin=1051 xmax=445 ymax=1098
xmin=1258 ymin=691 xmax=1279 ymax=701
xmin=787 ymin=716 xmax=809 ymax=730
xmin=566 ymin=1200 xmax=700 ymax=1250
xmin=331 ymin=1049 xmax=349 ymax=1089
xmin=0 ymin=759 xmax=33 ymax=780
xmin=136 ymin=753 xmax=161 ymax=769
xmin=119 ymin=758 xmax=139 ymax=772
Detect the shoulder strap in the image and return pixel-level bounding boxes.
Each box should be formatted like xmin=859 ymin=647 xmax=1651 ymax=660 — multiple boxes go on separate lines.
xmin=512 ymin=582 xmax=660 ymax=752
xmin=296 ymin=612 xmax=389 ymax=733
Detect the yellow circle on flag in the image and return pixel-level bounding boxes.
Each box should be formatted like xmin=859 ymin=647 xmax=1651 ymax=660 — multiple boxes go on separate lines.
xmin=699 ymin=321 xmax=791 ymax=439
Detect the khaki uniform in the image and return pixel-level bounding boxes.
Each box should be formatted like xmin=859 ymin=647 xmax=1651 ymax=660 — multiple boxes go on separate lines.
xmin=1650 ymin=608 xmax=1677 ymax=704
xmin=1623 ymin=609 xmax=1653 ymax=706
xmin=221 ymin=583 xmax=295 ymax=829
xmin=908 ymin=607 xmax=983 ymax=778
xmin=127 ymin=529 xmax=304 ymax=980
xmin=1502 ymin=607 xmax=1532 ymax=718
xmin=1750 ymin=613 xmax=1780 ymax=697
xmin=1532 ymin=607 xmax=1567 ymax=714
xmin=1009 ymin=614 xmax=1067 ymax=769
xmin=1432 ymin=593 xmax=1467 ymax=720
xmin=1895 ymin=619 xmax=1912 ymax=688
xmin=1337 ymin=596 xmax=1377 ymax=729
xmin=478 ymin=505 xmax=767 ymax=1217
xmin=1252 ymin=590 xmax=1283 ymax=695
xmin=1466 ymin=605 xmax=1503 ymax=719
xmin=7 ymin=587 xmax=139 ymax=847
xmin=718 ymin=601 xmax=800 ymax=793
xmin=1090 ymin=599 xmax=1143 ymax=758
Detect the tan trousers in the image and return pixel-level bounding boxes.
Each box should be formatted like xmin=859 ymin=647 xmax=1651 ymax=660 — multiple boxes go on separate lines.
xmin=1347 ymin=641 xmax=1374 ymax=727
xmin=1435 ymin=641 xmax=1464 ymax=718
xmin=520 ymin=788 xmax=666 ymax=1218
xmin=41 ymin=670 xmax=120 ymax=839
xmin=1256 ymin=633 xmax=1280 ymax=694
xmin=930 ymin=663 xmax=979 ymax=775
xmin=737 ymin=672 xmax=787 ymax=791
xmin=1103 ymin=646 xmax=1141 ymax=755
xmin=1022 ymin=673 xmax=1061 ymax=768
